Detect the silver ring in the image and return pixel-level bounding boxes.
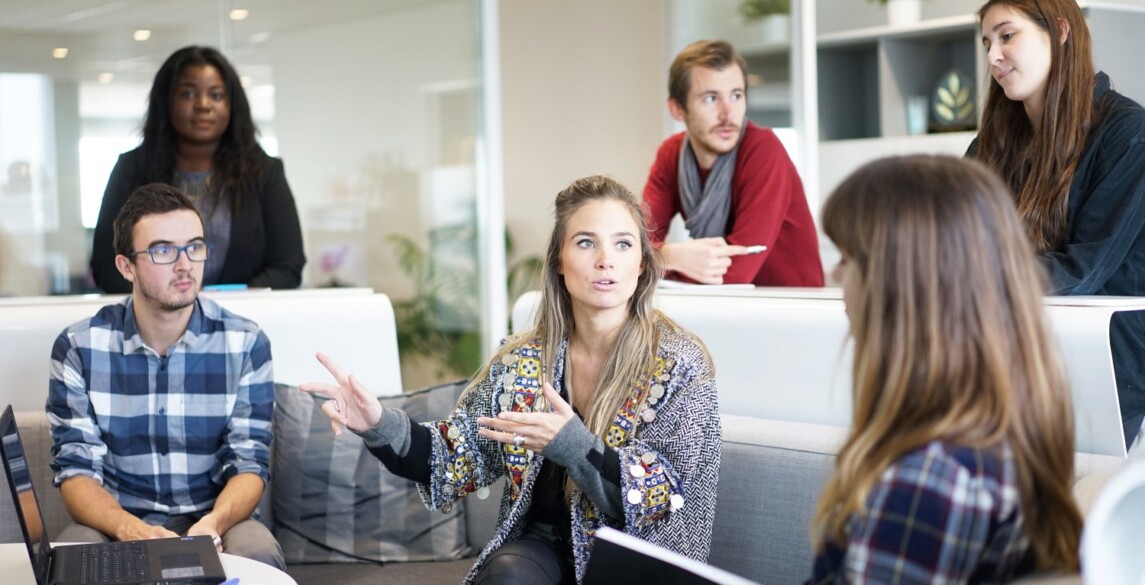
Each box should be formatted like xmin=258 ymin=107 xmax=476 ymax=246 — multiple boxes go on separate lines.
xmin=513 ymin=434 xmax=524 ymax=448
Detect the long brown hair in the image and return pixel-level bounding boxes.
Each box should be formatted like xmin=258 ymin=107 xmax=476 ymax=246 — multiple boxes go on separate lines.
xmin=469 ymin=175 xmax=676 ymax=437
xmin=815 ymin=156 xmax=1081 ymax=571
xmin=973 ymin=0 xmax=1094 ymax=251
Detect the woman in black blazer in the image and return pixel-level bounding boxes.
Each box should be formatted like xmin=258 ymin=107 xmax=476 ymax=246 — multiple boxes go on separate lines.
xmin=91 ymin=45 xmax=304 ymax=293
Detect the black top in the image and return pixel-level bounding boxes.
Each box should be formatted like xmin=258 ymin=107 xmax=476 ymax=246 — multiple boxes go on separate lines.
xmin=368 ymin=398 xmax=625 ymax=539
xmin=1053 ymin=73 xmax=1145 ymax=446
xmin=970 ymin=72 xmax=1145 ymax=446
xmin=90 ymin=146 xmax=306 ymax=293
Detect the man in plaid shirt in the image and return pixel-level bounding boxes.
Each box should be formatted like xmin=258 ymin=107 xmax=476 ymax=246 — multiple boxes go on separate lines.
xmin=46 ymin=183 xmax=282 ymax=569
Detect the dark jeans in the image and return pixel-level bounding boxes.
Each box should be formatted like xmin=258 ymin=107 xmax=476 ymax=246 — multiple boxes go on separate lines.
xmin=474 ymin=523 xmax=575 ymax=585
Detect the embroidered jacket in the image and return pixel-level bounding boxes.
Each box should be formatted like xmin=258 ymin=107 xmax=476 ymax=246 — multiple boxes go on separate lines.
xmin=416 ymin=320 xmax=721 ymax=584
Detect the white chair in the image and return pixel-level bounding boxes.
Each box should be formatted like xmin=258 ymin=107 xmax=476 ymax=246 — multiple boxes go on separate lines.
xmin=1081 ymin=459 xmax=1145 ymax=585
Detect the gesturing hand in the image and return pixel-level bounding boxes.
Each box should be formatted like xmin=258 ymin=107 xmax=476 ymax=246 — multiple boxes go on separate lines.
xmin=117 ymin=521 xmax=179 ymax=543
xmin=299 ymin=352 xmax=383 ymax=435
xmin=660 ymin=237 xmax=750 ymax=284
xmin=477 ymin=383 xmax=575 ymax=452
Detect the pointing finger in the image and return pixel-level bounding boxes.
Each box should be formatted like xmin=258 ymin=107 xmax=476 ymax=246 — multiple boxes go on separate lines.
xmin=315 ymin=352 xmax=349 ymax=383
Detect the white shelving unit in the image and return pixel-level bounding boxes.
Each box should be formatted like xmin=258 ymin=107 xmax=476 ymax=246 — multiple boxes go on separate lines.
xmin=817 ymin=14 xmax=984 ymax=141
xmin=813 ymin=13 xmax=985 ymax=200
xmin=669 ymin=0 xmax=1145 ymax=210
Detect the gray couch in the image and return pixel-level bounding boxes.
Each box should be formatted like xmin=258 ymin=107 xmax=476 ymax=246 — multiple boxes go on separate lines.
xmin=2 ymin=411 xmax=1113 ymax=584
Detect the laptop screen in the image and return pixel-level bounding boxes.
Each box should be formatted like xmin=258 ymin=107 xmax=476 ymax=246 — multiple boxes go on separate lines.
xmin=1 ymin=405 xmax=52 ymax=583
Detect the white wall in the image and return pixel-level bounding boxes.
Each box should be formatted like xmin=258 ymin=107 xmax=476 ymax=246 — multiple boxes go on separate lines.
xmin=499 ymin=0 xmax=668 ymax=266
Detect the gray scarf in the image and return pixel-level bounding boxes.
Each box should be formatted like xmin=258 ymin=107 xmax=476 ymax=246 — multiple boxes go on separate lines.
xmin=678 ymin=123 xmax=747 ymax=238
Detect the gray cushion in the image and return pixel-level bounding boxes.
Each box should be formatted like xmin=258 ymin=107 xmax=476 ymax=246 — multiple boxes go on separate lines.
xmin=708 ymin=415 xmax=843 ymax=585
xmin=272 ymin=381 xmax=472 ymax=564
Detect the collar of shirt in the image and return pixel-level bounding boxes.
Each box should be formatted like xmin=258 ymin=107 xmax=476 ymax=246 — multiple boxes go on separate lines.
xmin=120 ymin=296 xmax=205 ymax=356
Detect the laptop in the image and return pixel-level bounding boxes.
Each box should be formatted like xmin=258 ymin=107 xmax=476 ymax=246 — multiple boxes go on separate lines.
xmin=583 ymin=526 xmax=761 ymax=585
xmin=0 ymin=405 xmax=227 ymax=585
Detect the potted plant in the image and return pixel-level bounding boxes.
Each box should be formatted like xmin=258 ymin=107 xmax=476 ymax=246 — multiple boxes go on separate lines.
xmin=388 ymin=225 xmax=541 ymax=381
xmin=869 ymin=0 xmax=923 ymax=27
xmin=737 ymin=0 xmax=791 ymax=45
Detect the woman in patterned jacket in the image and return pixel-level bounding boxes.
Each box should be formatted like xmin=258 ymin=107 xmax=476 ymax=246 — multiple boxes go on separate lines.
xmin=810 ymin=155 xmax=1082 ymax=584
xmin=302 ymin=175 xmax=721 ymax=585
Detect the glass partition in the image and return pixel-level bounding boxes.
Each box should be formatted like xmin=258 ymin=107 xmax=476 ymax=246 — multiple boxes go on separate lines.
xmin=0 ymin=0 xmax=494 ymax=389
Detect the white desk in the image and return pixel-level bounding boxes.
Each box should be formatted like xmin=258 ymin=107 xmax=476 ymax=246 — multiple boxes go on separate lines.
xmin=511 ymin=288 xmax=1145 ymax=457
xmin=0 ymin=543 xmax=296 ymax=585
xmin=0 ymin=287 xmax=404 ymax=412
xmin=217 ymin=553 xmax=297 ymax=585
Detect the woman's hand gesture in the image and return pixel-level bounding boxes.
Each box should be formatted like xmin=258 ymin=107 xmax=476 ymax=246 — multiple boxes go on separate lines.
xmin=299 ymin=352 xmax=383 ymax=435
xmin=477 ymin=383 xmax=575 ymax=452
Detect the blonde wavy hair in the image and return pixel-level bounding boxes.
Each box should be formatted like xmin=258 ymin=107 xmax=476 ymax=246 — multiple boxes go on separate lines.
xmin=815 ymin=155 xmax=1081 ymax=571
xmin=469 ymin=175 xmax=681 ymax=438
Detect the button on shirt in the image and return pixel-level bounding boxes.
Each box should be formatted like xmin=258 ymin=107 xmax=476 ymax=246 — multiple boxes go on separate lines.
xmin=47 ymin=296 xmax=273 ymax=523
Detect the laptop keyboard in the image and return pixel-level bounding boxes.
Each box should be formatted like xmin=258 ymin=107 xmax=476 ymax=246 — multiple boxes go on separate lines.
xmin=79 ymin=541 xmax=149 ymax=585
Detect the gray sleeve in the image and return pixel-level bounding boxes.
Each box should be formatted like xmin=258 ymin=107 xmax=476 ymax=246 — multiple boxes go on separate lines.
xmin=543 ymin=416 xmax=625 ymax=519
xmin=356 ymin=407 xmax=413 ymax=456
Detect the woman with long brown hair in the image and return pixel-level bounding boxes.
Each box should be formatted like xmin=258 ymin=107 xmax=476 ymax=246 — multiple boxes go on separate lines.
xmin=301 ymin=175 xmax=720 ymax=585
xmin=810 ymin=155 xmax=1082 ymax=584
xmin=970 ymin=0 xmax=1145 ymax=449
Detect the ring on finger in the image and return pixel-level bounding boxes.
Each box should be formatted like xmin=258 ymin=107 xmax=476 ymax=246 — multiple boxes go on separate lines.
xmin=513 ymin=434 xmax=524 ymax=448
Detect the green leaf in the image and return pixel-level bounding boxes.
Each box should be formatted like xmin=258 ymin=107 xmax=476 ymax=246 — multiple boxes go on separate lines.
xmin=938 ymin=87 xmax=955 ymax=108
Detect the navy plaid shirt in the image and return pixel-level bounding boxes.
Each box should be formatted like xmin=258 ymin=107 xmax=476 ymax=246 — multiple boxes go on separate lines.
xmin=47 ymin=296 xmax=273 ymax=523
xmin=809 ymin=441 xmax=1035 ymax=585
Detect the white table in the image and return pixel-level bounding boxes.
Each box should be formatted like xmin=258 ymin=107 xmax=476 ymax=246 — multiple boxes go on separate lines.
xmin=0 ymin=543 xmax=296 ymax=585
xmin=512 ymin=289 xmax=1145 ymax=456
xmin=0 ymin=287 xmax=405 ymax=412
xmin=218 ymin=552 xmax=297 ymax=585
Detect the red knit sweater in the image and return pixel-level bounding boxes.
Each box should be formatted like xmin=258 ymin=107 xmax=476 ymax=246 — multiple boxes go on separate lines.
xmin=642 ymin=123 xmax=824 ymax=287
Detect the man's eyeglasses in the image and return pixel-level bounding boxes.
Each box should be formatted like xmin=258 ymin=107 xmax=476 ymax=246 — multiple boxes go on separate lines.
xmin=130 ymin=242 xmax=211 ymax=264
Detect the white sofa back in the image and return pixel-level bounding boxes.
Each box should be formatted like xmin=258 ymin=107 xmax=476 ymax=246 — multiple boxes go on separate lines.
xmin=511 ymin=288 xmax=1145 ymax=457
xmin=0 ymin=288 xmax=403 ymax=412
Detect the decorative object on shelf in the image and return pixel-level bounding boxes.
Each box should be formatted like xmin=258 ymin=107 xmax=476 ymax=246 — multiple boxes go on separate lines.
xmin=931 ymin=69 xmax=976 ymax=132
xmin=869 ymin=0 xmax=923 ymax=28
xmin=906 ymin=95 xmax=929 ymax=135
xmin=738 ymin=0 xmax=791 ymax=45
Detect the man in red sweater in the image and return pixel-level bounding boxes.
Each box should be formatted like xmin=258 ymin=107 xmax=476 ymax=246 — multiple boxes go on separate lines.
xmin=643 ymin=40 xmax=823 ymax=286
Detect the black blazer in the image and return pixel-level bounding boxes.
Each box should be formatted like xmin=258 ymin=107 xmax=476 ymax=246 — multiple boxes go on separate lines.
xmin=90 ymin=147 xmax=306 ymax=293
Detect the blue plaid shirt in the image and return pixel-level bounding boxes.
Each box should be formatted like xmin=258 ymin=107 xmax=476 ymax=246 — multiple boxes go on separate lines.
xmin=47 ymin=296 xmax=273 ymax=523
xmin=809 ymin=441 xmax=1035 ymax=585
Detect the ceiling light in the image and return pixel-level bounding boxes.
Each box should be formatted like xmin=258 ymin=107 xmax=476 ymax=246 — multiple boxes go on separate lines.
xmin=133 ymin=30 xmax=151 ymax=41
xmin=248 ymin=32 xmax=271 ymax=44
xmin=229 ymin=9 xmax=249 ymax=20
xmin=98 ymin=73 xmax=114 ymax=84
xmin=52 ymin=48 xmax=69 ymax=59
xmin=240 ymin=76 xmax=252 ymax=88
